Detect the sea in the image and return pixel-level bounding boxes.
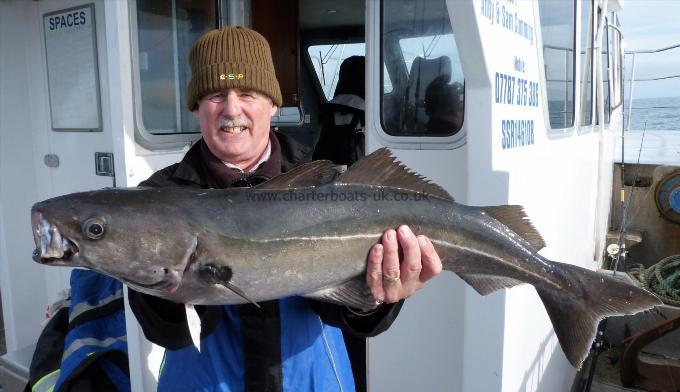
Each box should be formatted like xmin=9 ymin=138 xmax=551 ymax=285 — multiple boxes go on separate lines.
xmin=625 ymin=96 xmax=680 ymax=131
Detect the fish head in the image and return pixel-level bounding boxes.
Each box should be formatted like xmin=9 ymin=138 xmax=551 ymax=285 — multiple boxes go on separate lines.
xmin=31 ymin=188 xmax=198 ymax=294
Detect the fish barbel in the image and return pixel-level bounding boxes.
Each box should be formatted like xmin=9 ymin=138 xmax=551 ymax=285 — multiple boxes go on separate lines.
xmin=30 ymin=148 xmax=660 ymax=367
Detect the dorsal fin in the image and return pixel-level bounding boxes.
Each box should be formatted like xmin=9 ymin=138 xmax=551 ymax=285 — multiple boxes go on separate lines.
xmin=336 ymin=148 xmax=454 ymax=200
xmin=257 ymin=160 xmax=339 ymax=190
xmin=482 ymin=205 xmax=546 ymax=250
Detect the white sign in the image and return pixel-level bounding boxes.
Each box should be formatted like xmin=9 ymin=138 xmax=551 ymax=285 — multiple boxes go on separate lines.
xmin=44 ymin=4 xmax=101 ymax=131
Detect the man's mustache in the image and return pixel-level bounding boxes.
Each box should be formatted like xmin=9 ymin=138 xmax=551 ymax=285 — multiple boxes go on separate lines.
xmin=219 ymin=117 xmax=250 ymax=128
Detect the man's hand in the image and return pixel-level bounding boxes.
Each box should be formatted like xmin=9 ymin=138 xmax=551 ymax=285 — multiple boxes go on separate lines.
xmin=366 ymin=225 xmax=443 ymax=304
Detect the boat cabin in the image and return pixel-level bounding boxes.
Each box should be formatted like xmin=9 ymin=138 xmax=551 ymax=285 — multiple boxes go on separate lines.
xmin=0 ymin=0 xmax=628 ymax=390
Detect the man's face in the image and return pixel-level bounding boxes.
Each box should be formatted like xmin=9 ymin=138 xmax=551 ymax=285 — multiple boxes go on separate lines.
xmin=193 ymin=88 xmax=278 ymax=170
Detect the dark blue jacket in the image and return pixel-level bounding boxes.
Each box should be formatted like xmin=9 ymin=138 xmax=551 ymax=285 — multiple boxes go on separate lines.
xmin=30 ymin=269 xmax=129 ymax=392
xmin=129 ymin=133 xmax=402 ymax=391
xmin=156 ymin=297 xmax=354 ymax=391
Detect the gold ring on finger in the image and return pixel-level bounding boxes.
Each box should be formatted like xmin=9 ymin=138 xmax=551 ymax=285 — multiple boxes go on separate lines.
xmin=383 ymin=275 xmax=401 ymax=285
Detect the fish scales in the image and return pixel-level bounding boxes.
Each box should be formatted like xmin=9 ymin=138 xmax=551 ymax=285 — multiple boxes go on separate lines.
xmin=131 ymin=184 xmax=553 ymax=301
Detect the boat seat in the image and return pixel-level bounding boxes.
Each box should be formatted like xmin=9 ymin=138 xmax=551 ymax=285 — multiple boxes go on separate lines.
xmin=403 ymin=56 xmax=452 ymax=132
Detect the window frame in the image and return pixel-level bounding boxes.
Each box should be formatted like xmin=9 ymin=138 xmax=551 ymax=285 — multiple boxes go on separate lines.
xmin=373 ymin=0 xmax=466 ymax=149
xmin=609 ymin=15 xmax=624 ymax=111
xmin=598 ymin=14 xmax=611 ymax=126
xmin=539 ymin=0 xmax=578 ymax=135
xmin=578 ymin=0 xmax=595 ymax=128
xmin=129 ymin=0 xmax=219 ymax=150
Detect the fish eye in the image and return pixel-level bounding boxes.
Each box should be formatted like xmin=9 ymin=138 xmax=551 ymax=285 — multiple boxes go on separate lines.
xmin=82 ymin=217 xmax=106 ymax=240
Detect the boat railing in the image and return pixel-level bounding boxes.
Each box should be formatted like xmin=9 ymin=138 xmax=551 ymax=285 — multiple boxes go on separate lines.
xmin=624 ymin=43 xmax=680 ymax=131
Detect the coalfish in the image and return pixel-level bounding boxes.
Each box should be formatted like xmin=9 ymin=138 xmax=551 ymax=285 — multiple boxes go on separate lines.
xmin=31 ymin=148 xmax=660 ymax=367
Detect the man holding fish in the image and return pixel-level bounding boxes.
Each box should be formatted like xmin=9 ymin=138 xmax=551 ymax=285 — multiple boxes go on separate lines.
xmin=30 ymin=24 xmax=661 ymax=392
xmin=126 ymin=26 xmax=443 ymax=391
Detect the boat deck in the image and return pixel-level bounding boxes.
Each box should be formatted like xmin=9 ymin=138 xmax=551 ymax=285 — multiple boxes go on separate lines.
xmin=589 ymin=347 xmax=644 ymax=391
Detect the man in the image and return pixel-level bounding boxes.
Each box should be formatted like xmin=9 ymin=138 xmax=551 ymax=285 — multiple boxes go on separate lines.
xmin=425 ymin=76 xmax=464 ymax=134
xmin=128 ymin=26 xmax=442 ymax=391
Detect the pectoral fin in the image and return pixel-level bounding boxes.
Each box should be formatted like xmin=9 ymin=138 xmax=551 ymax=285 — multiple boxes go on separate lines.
xmin=223 ymin=282 xmax=260 ymax=309
xmin=199 ymin=263 xmax=260 ymax=308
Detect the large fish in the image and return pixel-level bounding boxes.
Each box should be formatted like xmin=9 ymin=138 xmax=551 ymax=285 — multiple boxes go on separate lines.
xmin=31 ymin=148 xmax=659 ymax=367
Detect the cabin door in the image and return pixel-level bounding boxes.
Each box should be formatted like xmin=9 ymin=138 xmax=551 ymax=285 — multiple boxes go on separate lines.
xmin=36 ymin=0 xmax=115 ymax=298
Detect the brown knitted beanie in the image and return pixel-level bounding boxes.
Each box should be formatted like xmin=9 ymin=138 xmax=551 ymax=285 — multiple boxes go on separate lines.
xmin=186 ymin=26 xmax=282 ymax=110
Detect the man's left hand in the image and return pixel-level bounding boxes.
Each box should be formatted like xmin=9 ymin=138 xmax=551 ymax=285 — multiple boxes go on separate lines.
xmin=366 ymin=225 xmax=443 ymax=304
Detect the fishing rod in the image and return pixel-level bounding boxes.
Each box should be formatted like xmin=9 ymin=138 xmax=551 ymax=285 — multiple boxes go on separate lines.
xmin=611 ymin=120 xmax=647 ymax=274
xmin=578 ymin=124 xmax=648 ymax=392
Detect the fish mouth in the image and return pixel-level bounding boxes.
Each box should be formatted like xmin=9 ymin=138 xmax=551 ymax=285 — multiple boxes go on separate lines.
xmin=31 ymin=211 xmax=80 ymax=265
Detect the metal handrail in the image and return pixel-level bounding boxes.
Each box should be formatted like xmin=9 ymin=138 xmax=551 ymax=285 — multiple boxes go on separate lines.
xmin=544 ymin=44 xmax=574 ymax=52
xmin=625 ymin=74 xmax=680 ymax=82
xmin=607 ymin=23 xmax=623 ymax=36
xmin=625 ymin=105 xmax=680 ymax=110
xmin=626 ymin=43 xmax=680 ymax=55
xmin=624 ymin=42 xmax=680 ymax=131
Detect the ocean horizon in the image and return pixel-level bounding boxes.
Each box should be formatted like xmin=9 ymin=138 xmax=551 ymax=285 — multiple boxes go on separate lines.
xmin=624 ymin=96 xmax=680 ymax=131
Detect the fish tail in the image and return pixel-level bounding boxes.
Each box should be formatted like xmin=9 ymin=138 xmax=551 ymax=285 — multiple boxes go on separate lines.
xmin=536 ymin=263 xmax=661 ymax=368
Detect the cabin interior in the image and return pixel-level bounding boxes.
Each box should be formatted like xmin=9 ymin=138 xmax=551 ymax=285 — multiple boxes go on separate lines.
xmin=131 ymin=0 xmax=465 ymax=151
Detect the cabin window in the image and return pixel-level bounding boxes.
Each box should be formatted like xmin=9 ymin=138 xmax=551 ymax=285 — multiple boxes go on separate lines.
xmin=380 ymin=0 xmax=465 ymax=136
xmin=579 ymin=0 xmax=594 ymax=126
xmin=306 ymin=43 xmax=394 ymax=101
xmin=539 ymin=0 xmax=576 ymax=131
xmin=308 ymin=43 xmax=364 ymax=101
xmin=133 ymin=0 xmax=217 ymax=137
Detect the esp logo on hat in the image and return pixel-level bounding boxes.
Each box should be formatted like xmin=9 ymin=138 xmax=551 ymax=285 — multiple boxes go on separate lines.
xmin=220 ymin=73 xmax=244 ymax=81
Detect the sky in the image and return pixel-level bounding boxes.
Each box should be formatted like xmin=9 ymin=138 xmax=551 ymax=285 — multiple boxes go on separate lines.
xmin=618 ymin=0 xmax=680 ymax=99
